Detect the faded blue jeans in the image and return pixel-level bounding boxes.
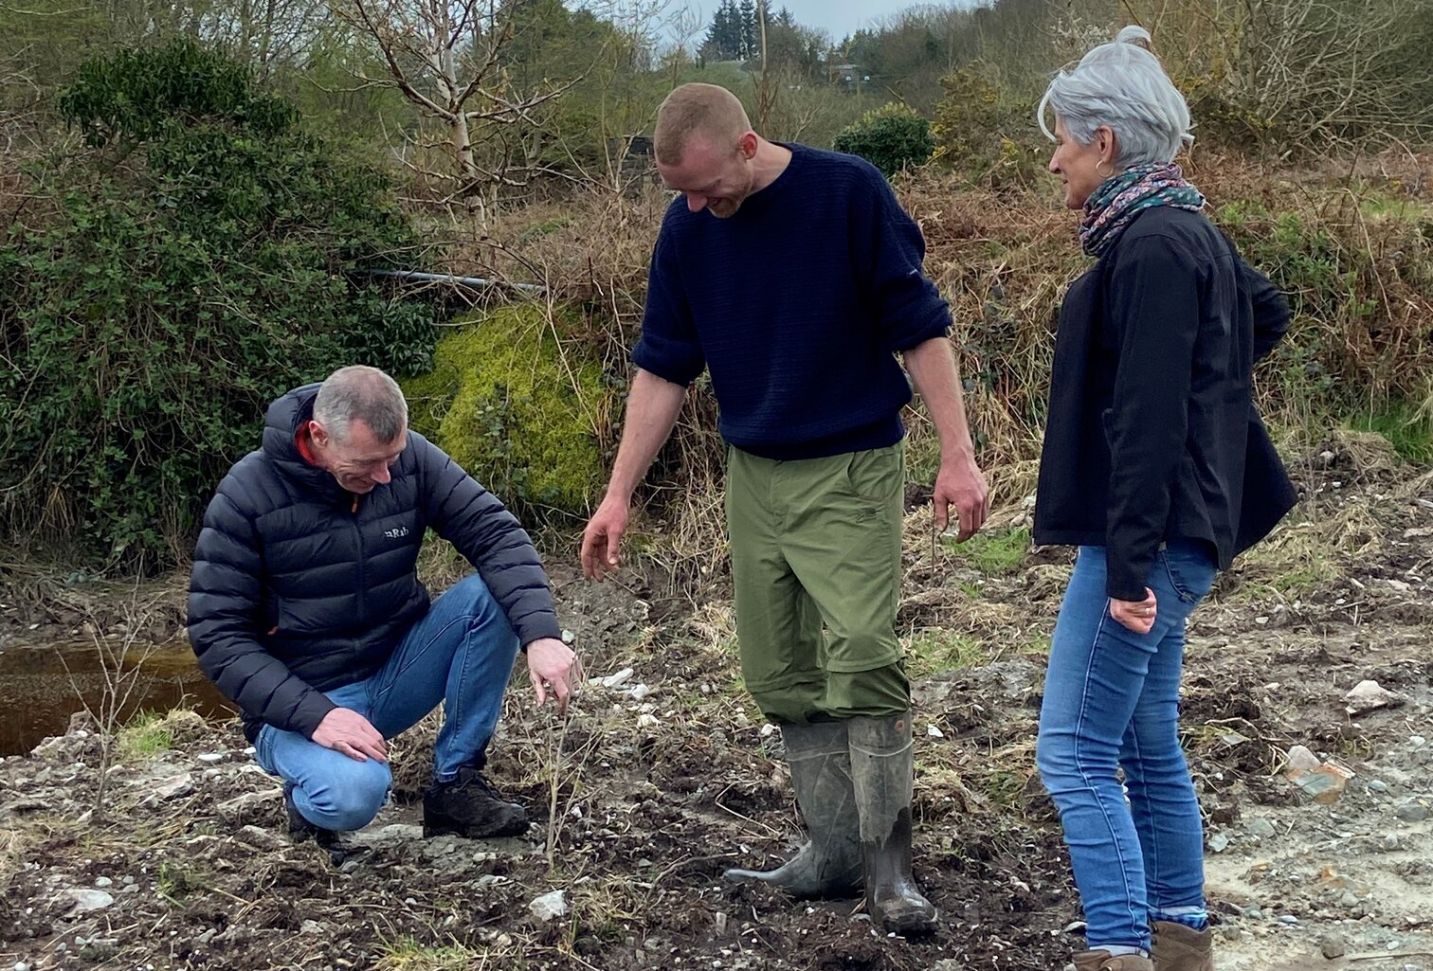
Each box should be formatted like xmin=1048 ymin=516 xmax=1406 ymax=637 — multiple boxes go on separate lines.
xmin=254 ymin=574 xmax=522 ymax=832
xmin=1036 ymin=542 xmax=1217 ymax=955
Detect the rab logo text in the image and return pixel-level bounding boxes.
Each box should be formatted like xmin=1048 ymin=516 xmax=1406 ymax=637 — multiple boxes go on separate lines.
xmin=384 ymin=526 xmax=410 ymax=540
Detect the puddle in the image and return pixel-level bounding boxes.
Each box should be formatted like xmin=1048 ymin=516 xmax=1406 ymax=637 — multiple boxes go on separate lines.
xmin=0 ymin=638 xmax=234 ymax=755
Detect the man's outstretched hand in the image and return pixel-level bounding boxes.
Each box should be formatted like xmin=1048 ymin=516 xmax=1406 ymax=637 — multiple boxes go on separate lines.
xmin=312 ymin=707 xmax=388 ymax=762
xmin=526 ymin=637 xmax=583 ymax=714
xmin=581 ymin=495 xmax=629 ymax=580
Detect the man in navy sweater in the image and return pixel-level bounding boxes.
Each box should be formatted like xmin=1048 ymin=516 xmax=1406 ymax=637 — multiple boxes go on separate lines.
xmin=580 ymin=83 xmax=988 ymax=934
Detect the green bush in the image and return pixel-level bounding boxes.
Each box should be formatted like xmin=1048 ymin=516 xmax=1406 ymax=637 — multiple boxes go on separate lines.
xmin=931 ymin=66 xmax=1044 ymax=186
xmin=0 ymin=40 xmax=436 ymax=567
xmin=402 ymin=304 xmax=608 ymax=521
xmin=833 ymin=102 xmax=934 ymax=178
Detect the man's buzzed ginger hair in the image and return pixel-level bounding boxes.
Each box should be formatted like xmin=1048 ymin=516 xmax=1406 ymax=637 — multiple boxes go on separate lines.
xmin=653 ymin=83 xmax=754 ymax=166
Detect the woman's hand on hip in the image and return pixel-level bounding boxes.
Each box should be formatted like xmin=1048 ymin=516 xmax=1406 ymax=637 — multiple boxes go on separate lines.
xmin=1109 ymin=588 xmax=1158 ymax=635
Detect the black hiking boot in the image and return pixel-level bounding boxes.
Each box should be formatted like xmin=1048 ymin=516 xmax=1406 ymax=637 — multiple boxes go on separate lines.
xmin=284 ymin=783 xmax=340 ymax=849
xmin=422 ymin=767 xmax=529 ymax=839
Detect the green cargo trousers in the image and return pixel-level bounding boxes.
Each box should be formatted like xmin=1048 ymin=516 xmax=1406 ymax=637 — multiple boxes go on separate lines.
xmin=725 ymin=443 xmax=911 ymax=724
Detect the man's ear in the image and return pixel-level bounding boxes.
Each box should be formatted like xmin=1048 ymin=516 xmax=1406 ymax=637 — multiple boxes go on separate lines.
xmin=738 ymin=131 xmax=758 ymax=159
xmin=309 ymin=419 xmax=330 ymax=449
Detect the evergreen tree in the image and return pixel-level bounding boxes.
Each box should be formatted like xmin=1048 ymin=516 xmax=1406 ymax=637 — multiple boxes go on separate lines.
xmin=739 ymin=0 xmax=758 ymax=60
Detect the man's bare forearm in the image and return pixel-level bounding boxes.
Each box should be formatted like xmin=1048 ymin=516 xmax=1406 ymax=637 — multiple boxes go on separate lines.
xmin=902 ymin=336 xmax=975 ymax=458
xmin=604 ymin=368 xmax=687 ymax=503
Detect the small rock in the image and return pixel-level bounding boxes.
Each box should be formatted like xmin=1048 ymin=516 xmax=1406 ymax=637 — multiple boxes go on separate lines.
xmin=1345 ymin=680 xmax=1402 ymax=715
xmin=758 ymin=724 xmax=776 ymax=738
xmin=714 ymin=911 xmax=728 ymax=936
xmin=1368 ymin=780 xmax=1390 ymax=794
xmin=301 ymin=920 xmax=323 ymax=934
xmin=216 ymin=789 xmax=281 ymax=819
xmin=926 ymin=724 xmax=945 ymax=738
xmin=235 ymin=825 xmax=288 ymax=852
xmin=93 ymin=877 xmax=112 ymax=888
xmin=1394 ymin=798 xmax=1429 ymax=823
xmin=63 ymin=889 xmax=114 ymax=913
xmin=1246 ymin=818 xmax=1277 ymax=839
xmin=1285 ymin=745 xmax=1322 ymax=773
xmin=598 ymin=668 xmax=634 ymax=689
xmin=1320 ymin=934 xmax=1348 ymax=959
xmin=1209 ymin=833 xmax=1230 ymax=853
xmin=1383 ymin=834 xmax=1401 ymax=850
xmin=15 ymin=962 xmax=32 ymax=971
xmin=1289 ymin=764 xmax=1353 ymax=805
xmin=197 ymin=753 xmax=225 ymax=764
xmin=1277 ymin=914 xmax=1299 ymax=925
xmin=637 ymin=713 xmax=660 ymax=729
xmin=1410 ymin=735 xmax=1426 ymax=748
xmin=560 ymin=628 xmax=575 ymax=644
xmin=529 ymin=890 xmax=568 ymax=922
xmin=145 ymin=773 xmax=195 ymax=805
xmin=348 ymin=824 xmax=425 ymax=851
xmin=628 ymin=684 xmax=651 ymax=702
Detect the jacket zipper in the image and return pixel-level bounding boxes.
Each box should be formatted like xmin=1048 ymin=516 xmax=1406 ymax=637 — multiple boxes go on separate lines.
xmin=352 ymin=493 xmax=366 ymax=633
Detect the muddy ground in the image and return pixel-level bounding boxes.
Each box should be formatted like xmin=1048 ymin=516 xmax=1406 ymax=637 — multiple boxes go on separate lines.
xmin=1 ymin=432 xmax=1430 ymax=971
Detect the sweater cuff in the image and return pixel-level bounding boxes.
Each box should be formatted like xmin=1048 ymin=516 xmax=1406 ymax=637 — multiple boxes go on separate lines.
xmin=1105 ymin=560 xmax=1151 ymax=603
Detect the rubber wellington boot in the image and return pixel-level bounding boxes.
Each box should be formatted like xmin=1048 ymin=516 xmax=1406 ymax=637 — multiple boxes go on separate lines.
xmin=723 ymin=720 xmax=861 ymax=898
xmin=847 ymin=713 xmax=937 ymax=935
xmin=1152 ymin=921 xmax=1214 ymax=971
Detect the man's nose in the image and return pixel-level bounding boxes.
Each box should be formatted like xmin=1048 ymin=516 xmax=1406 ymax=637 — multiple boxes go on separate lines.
xmin=372 ymin=465 xmax=392 ymax=485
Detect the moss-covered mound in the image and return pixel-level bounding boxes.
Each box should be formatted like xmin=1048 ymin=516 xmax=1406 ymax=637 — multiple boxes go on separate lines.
xmin=402 ymin=303 xmax=608 ymax=521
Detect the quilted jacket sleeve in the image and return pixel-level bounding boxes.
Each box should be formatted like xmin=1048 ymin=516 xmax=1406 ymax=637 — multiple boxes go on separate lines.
xmin=187 ymin=467 xmax=336 ymax=737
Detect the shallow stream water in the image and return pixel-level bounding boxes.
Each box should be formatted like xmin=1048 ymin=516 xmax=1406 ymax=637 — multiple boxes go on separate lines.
xmin=0 ymin=638 xmax=233 ymax=755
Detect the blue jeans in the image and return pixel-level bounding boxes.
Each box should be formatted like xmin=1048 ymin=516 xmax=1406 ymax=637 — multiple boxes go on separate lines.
xmin=254 ymin=574 xmax=522 ymax=832
xmin=1036 ymin=542 xmax=1217 ymax=954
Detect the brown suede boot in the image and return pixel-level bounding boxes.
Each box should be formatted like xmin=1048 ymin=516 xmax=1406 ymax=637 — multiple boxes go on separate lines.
xmin=1068 ymin=951 xmax=1155 ymax=971
xmin=1071 ymin=950 xmax=1157 ymax=971
xmin=1152 ymin=921 xmax=1214 ymax=971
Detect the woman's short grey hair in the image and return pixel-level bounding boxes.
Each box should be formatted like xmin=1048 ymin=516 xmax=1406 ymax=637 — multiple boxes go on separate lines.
xmin=313 ymin=365 xmax=408 ymax=443
xmin=1038 ymin=25 xmax=1193 ymax=167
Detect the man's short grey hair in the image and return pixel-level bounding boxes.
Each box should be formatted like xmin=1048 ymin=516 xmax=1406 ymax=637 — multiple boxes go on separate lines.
xmin=313 ymin=365 xmax=408 ymax=443
xmin=1038 ymin=25 xmax=1193 ymax=168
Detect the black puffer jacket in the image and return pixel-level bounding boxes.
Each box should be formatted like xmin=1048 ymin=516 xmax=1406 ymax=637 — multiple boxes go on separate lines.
xmin=187 ymin=384 xmax=561 ymax=742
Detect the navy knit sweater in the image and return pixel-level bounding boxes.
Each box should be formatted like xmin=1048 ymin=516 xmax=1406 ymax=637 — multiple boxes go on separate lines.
xmin=632 ymin=144 xmax=952 ymax=459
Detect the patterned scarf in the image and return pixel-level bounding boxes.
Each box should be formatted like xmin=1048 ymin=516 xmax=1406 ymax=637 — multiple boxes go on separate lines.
xmin=1079 ymin=162 xmax=1205 ymax=257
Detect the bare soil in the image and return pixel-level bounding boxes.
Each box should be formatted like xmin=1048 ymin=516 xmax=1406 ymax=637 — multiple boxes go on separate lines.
xmin=1 ymin=439 xmax=1429 ymax=971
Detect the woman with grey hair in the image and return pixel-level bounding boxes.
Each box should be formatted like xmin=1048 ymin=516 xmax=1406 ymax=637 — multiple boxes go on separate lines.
xmin=1031 ymin=26 xmax=1296 ymax=971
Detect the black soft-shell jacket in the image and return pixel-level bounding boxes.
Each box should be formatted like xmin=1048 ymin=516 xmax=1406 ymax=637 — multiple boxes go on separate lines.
xmin=1033 ymin=206 xmax=1298 ymax=601
xmin=187 ymin=384 xmax=561 ymax=743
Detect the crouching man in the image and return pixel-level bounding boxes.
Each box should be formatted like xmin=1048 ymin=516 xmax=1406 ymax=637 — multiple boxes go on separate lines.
xmin=188 ymin=365 xmax=579 ymax=842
